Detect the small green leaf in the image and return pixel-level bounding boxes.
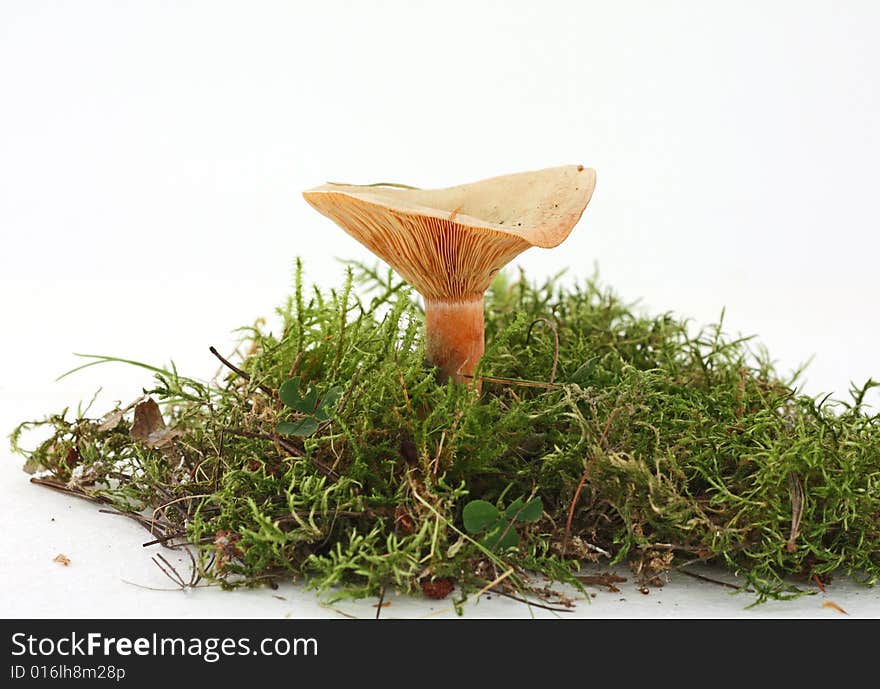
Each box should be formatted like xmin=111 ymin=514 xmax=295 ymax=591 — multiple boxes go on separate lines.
xmin=484 ymin=524 xmax=520 ymax=550
xmin=324 ymin=385 xmax=344 ymax=407
xmin=462 ymin=500 xmax=500 ymax=534
xmin=277 ymin=417 xmax=319 ymax=437
xmin=508 ymin=497 xmax=543 ymax=523
xmin=504 ymin=497 xmax=525 ymax=518
xmin=314 ymin=385 xmax=343 ymax=420
xmin=301 ymin=387 xmax=320 ymax=413
xmin=279 ymin=378 xmax=303 ymax=409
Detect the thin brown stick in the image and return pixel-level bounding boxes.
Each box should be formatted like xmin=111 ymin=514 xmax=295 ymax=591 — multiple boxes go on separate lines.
xmin=562 ymin=408 xmax=619 ymax=556
xmin=209 ymin=346 xmax=275 ymax=396
xmin=463 ymin=374 xmax=560 ymax=390
xmin=331 ymin=608 xmax=359 ymax=619
xmin=120 ymin=580 xmax=213 ymax=592
xmin=492 ymin=590 xmax=574 ymax=613
xmin=150 ymin=486 xmax=190 ymax=523
xmin=30 ymin=477 xmax=110 ymax=504
xmin=397 ymin=365 xmax=411 ymax=414
xmin=640 ymin=542 xmax=707 ymax=553
xmin=679 ymin=568 xmax=752 ymax=592
xmin=335 ymin=367 xmax=362 ymax=417
xmin=375 ymin=586 xmax=387 ymax=620
xmin=34 ymin=479 xmax=181 ymax=541
xmin=222 ymin=427 xmax=339 ymax=480
xmin=141 ymin=530 xmax=188 ymax=547
xmin=152 ymin=494 xmax=211 ymax=525
xmin=213 ymin=429 xmax=224 ymax=492
xmin=222 ymin=427 xmax=301 ymax=456
xmin=152 ymin=548 xmax=202 ymax=589
xmin=287 ymin=351 xmax=304 ymax=380
xmin=152 ymin=553 xmax=186 ymax=588
xmin=432 ymin=430 xmax=446 ymax=477
xmin=786 ymin=472 xmax=804 ymax=553
xmin=97 ymin=508 xmax=173 ymax=538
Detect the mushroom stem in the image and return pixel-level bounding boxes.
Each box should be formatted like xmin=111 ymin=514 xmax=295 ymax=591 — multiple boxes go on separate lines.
xmin=423 ymin=296 xmax=485 ymax=385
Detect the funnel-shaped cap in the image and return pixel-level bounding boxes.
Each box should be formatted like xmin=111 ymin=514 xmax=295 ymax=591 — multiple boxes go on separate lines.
xmin=302 ymin=165 xmax=596 ymax=301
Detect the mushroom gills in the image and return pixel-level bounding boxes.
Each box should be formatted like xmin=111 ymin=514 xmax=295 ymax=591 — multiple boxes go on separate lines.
xmin=301 ymin=165 xmax=597 ymax=386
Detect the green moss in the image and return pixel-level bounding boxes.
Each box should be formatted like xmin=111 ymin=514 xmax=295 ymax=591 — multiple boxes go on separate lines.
xmin=10 ymin=262 xmax=880 ymax=607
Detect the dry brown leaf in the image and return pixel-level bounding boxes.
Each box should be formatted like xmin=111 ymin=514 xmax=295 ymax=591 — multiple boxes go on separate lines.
xmin=148 ymin=428 xmax=184 ymax=449
xmin=131 ymin=398 xmax=166 ymax=439
xmin=53 ymin=553 xmax=70 ymax=566
xmin=130 ymin=398 xmax=182 ymax=449
xmin=97 ymin=410 xmax=125 ymax=432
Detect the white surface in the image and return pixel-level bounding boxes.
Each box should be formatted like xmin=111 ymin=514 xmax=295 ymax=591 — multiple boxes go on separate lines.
xmin=1 ymin=1 xmax=879 ymax=619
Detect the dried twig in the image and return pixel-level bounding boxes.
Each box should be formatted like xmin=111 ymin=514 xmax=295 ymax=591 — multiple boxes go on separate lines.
xmin=30 ymin=477 xmax=110 ymax=504
xmin=209 ymin=346 xmax=275 ymax=397
xmin=562 ymin=408 xmax=619 ymax=555
xmin=98 ymin=508 xmax=172 ymax=537
xmin=151 ymin=549 xmax=201 ymax=589
xmin=787 ymin=472 xmax=804 ymax=553
xmin=221 ymin=426 xmax=338 ymax=480
xmin=492 ymin=590 xmax=574 ymax=614
xmin=679 ymin=568 xmax=752 ymax=592
xmin=375 ymin=586 xmax=387 ymax=620
xmin=464 ymin=374 xmax=560 ymax=390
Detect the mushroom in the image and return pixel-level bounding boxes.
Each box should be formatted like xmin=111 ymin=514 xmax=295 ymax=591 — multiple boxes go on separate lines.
xmin=302 ymin=165 xmax=596 ymax=385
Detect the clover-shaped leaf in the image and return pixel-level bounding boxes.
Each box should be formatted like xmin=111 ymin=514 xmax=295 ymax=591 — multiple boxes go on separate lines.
xmin=462 ymin=500 xmax=499 ymax=533
xmin=462 ymin=495 xmax=543 ymax=552
xmin=279 ymin=377 xmax=306 ymax=411
xmin=314 ymin=386 xmax=343 ymax=421
xmin=277 ymin=378 xmax=342 ymax=436
xmin=483 ymin=524 xmax=520 ymax=550
xmin=505 ymin=496 xmax=543 ymax=522
xmin=276 ymin=417 xmax=319 ymax=438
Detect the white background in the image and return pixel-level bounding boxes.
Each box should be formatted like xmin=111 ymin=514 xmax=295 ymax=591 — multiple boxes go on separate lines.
xmin=1 ymin=1 xmax=878 ymax=618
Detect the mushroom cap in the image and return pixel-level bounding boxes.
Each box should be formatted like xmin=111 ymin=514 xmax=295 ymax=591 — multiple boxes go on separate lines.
xmin=302 ymin=165 xmax=596 ymax=301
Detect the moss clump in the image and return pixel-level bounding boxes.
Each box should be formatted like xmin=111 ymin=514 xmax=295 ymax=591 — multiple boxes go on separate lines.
xmin=10 ymin=262 xmax=880 ymax=606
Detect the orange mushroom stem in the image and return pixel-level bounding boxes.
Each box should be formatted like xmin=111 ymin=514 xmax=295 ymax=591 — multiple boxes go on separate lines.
xmin=302 ymin=165 xmax=596 ymax=386
xmin=423 ymin=296 xmax=485 ymax=383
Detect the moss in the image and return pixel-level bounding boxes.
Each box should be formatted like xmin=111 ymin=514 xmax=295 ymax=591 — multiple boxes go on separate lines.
xmin=10 ymin=262 xmax=880 ymax=607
